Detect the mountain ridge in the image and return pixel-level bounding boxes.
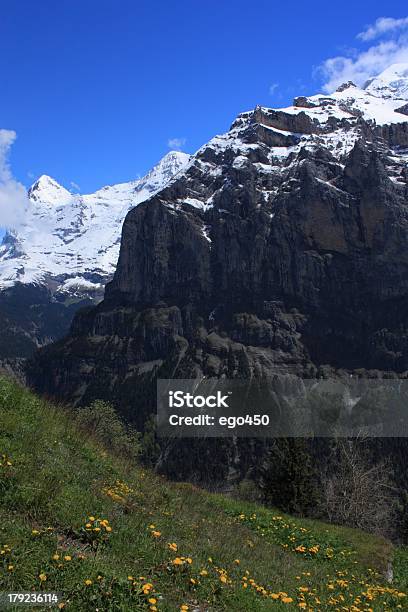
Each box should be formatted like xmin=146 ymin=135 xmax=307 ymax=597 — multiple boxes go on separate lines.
xmin=0 ymin=150 xmax=190 ymax=358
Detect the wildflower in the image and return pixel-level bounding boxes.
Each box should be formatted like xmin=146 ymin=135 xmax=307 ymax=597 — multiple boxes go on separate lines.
xmin=151 ymin=530 xmax=161 ymax=538
xmin=220 ymin=575 xmax=227 ymax=583
xmin=64 ymin=555 xmax=72 ymax=561
xmin=234 ymin=559 xmax=240 ymax=564
xmin=200 ymin=569 xmax=208 ymax=576
xmin=142 ymin=583 xmax=153 ymax=594
xmin=57 ymin=604 xmax=65 ymax=610
xmin=186 ymin=557 xmax=192 ymax=564
xmin=7 ymin=565 xmax=14 ymax=571
xmin=127 ymin=575 xmax=134 ymax=581
xmin=172 ymin=557 xmax=183 ymax=566
xmin=168 ymin=542 xmax=178 ymax=552
xmin=148 ymin=598 xmax=157 ymax=605
xmin=89 ymin=516 xmax=95 ymax=521
xmin=84 ymin=579 xmax=92 ymax=586
xmin=180 ymin=606 xmax=189 ymax=611
xmin=52 ymin=554 xmax=60 ymax=561
xmin=39 ymin=573 xmax=47 ymax=582
xmin=32 ymin=529 xmax=40 ymax=536
xmin=281 ymin=597 xmax=293 ymax=604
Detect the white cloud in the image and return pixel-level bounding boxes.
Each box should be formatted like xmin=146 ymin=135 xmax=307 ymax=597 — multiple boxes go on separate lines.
xmin=0 ymin=130 xmax=28 ymax=229
xmin=358 ymin=16 xmax=408 ymax=41
xmin=70 ymin=181 xmax=81 ymax=192
xmin=269 ymin=82 xmax=279 ymax=95
xmin=167 ymin=137 xmax=186 ymax=151
xmin=318 ymin=16 xmax=408 ymax=92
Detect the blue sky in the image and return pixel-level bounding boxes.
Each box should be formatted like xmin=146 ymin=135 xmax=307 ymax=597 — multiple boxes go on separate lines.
xmin=0 ymin=0 xmax=407 ymax=199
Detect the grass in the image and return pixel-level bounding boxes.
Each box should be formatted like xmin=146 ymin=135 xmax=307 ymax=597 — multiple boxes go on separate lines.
xmin=0 ymin=375 xmax=407 ymax=611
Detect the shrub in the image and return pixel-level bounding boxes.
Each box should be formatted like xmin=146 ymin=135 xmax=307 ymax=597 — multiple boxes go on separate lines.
xmin=75 ymin=400 xmax=140 ymax=461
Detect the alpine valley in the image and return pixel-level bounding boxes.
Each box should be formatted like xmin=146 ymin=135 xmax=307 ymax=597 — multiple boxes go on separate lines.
xmin=24 ymin=64 xmax=408 ymax=490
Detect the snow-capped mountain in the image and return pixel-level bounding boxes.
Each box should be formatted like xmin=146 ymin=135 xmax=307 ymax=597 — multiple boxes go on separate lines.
xmin=364 ymin=63 xmax=408 ymax=101
xmin=0 ymin=150 xmax=190 ymax=298
xmin=2 ymin=63 xmax=408 ymax=362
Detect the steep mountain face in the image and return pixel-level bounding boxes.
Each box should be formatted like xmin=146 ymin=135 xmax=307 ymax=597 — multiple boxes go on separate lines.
xmin=0 ymin=151 xmax=189 ymax=358
xmin=29 ymin=64 xmax=408 ymax=480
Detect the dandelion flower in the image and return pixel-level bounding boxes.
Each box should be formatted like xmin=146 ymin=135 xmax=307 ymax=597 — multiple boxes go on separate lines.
xmin=148 ymin=598 xmax=157 ymax=605
xmin=172 ymin=557 xmax=183 ymax=566
xmin=84 ymin=579 xmax=92 ymax=586
xmin=39 ymin=573 xmax=47 ymax=582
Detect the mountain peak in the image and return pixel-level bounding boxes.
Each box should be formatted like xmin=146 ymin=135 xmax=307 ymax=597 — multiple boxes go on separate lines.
xmin=28 ymin=175 xmax=72 ymax=205
xmin=364 ymin=62 xmax=408 ymax=100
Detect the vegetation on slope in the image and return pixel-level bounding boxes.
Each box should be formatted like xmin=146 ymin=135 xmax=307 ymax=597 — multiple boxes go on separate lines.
xmin=0 ymin=376 xmax=407 ymax=611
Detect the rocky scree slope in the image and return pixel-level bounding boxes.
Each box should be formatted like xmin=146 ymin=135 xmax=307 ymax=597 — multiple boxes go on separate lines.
xmin=29 ymin=65 xmax=408 ymax=479
xmin=0 ymin=151 xmax=189 ymax=358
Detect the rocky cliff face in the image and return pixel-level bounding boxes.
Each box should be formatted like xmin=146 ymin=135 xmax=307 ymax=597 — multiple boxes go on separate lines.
xmin=29 ymin=65 xmax=408 ymax=482
xmin=0 ymin=152 xmax=190 ymax=358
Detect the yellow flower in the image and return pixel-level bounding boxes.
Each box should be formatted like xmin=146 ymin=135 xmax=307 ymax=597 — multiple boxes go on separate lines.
xmin=148 ymin=598 xmax=157 ymax=605
xmin=7 ymin=565 xmax=14 ymax=571
xmin=84 ymin=579 xmax=92 ymax=586
xmin=220 ymin=575 xmax=227 ymax=583
xmin=57 ymin=604 xmax=65 ymax=610
xmin=127 ymin=575 xmax=134 ymax=581
xmin=93 ymin=527 xmax=101 ymax=532
xmin=52 ymin=554 xmax=60 ymax=561
xmin=234 ymin=558 xmax=240 ymax=564
xmin=186 ymin=557 xmax=192 ymax=564
xmin=64 ymin=555 xmax=72 ymax=561
xmin=89 ymin=516 xmax=95 ymax=521
xmin=151 ymin=530 xmax=161 ymax=538
xmin=180 ymin=606 xmax=189 ymax=611
xmin=85 ymin=523 xmax=92 ymax=528
xmin=32 ymin=529 xmax=40 ymax=535
xmin=172 ymin=557 xmax=183 ymax=566
xmin=200 ymin=569 xmax=208 ymax=576
xmin=105 ymin=526 xmax=112 ymax=532
xmin=281 ymin=597 xmax=293 ymax=604
xmin=168 ymin=542 xmax=178 ymax=551
xmin=39 ymin=573 xmax=47 ymax=582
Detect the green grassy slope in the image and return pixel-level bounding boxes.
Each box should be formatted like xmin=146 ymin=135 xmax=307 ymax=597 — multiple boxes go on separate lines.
xmin=0 ymin=376 xmax=407 ymax=611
